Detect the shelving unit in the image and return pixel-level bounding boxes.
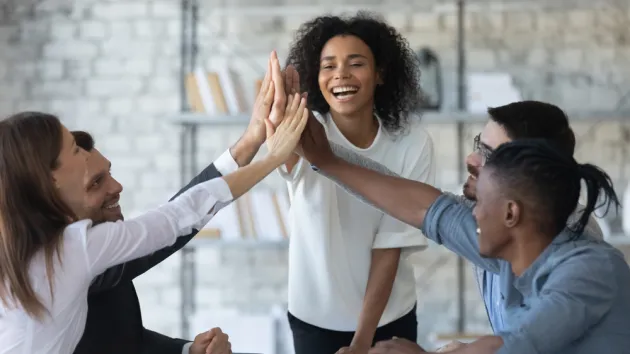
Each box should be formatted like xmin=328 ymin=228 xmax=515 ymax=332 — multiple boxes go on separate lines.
xmin=175 ymin=0 xmax=630 ymax=339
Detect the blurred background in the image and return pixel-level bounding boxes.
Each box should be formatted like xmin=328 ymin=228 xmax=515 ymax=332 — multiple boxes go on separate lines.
xmin=2 ymin=0 xmax=630 ymax=353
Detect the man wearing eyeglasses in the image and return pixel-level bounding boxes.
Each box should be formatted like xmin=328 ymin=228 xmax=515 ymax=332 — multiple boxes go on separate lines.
xmin=433 ymin=101 xmax=603 ymax=352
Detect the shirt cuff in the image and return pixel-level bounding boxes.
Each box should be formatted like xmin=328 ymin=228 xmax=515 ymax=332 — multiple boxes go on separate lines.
xmin=214 ymin=149 xmax=239 ymax=175
xmin=182 ymin=342 xmax=192 ymax=354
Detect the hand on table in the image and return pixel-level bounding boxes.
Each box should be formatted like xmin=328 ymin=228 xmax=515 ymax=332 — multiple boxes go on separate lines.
xmin=189 ymin=327 xmax=231 ymax=354
xmin=368 ymin=337 xmax=429 ymax=354
xmin=336 ymin=344 xmax=370 ymax=354
xmin=435 ymin=341 xmax=465 ymax=352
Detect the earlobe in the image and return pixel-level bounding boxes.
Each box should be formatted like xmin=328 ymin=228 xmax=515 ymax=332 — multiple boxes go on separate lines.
xmin=504 ymin=200 xmax=520 ymax=228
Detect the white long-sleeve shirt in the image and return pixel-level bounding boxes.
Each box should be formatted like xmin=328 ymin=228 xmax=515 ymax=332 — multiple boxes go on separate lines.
xmin=0 ymin=176 xmax=233 ymax=354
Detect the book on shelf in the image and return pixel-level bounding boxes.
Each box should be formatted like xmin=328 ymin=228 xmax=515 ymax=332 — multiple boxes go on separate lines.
xmin=199 ymin=188 xmax=290 ymax=242
xmin=185 ymin=65 xmax=253 ymax=116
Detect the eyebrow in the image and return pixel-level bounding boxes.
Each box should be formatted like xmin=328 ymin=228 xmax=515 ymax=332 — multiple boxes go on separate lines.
xmin=321 ymin=54 xmax=368 ymax=61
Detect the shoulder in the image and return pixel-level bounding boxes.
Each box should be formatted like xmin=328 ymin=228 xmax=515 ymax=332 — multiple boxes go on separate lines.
xmin=63 ymin=219 xmax=95 ymax=243
xmin=383 ymin=113 xmax=433 ymax=154
xmin=546 ymin=242 xmax=619 ymax=283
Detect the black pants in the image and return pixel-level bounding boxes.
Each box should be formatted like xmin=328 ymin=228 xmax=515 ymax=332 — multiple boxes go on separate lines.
xmin=288 ymin=306 xmax=417 ymax=354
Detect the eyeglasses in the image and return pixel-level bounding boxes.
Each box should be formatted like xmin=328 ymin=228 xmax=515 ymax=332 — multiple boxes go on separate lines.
xmin=473 ymin=134 xmax=493 ymax=165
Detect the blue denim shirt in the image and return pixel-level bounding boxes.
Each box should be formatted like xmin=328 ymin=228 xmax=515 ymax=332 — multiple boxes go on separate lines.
xmin=422 ymin=194 xmax=630 ymax=354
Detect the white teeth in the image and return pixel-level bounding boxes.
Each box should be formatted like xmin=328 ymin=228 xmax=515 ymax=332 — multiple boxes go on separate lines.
xmin=332 ymin=86 xmax=358 ymax=94
xmin=105 ymin=202 xmax=119 ymax=209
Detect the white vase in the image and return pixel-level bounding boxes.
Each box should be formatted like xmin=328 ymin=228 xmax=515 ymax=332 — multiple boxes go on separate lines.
xmin=623 ymin=184 xmax=630 ymax=237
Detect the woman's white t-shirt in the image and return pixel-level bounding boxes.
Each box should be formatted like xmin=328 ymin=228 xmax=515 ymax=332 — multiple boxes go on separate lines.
xmin=0 ymin=174 xmax=234 ymax=354
xmin=278 ymin=112 xmax=436 ymax=331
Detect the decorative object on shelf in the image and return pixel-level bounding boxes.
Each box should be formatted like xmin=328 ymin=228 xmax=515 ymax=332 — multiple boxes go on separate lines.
xmin=186 ymin=65 xmax=249 ymax=115
xmin=416 ymin=47 xmax=442 ymax=111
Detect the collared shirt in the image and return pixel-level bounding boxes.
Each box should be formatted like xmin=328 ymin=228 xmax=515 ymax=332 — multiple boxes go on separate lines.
xmin=422 ymin=194 xmax=630 ymax=354
xmin=0 ymin=178 xmax=233 ymax=354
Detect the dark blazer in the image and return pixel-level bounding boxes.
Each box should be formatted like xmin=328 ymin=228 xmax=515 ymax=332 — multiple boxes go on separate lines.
xmin=73 ymin=163 xmax=223 ymax=354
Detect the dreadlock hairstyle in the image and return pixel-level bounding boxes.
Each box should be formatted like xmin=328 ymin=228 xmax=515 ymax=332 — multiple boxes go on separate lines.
xmin=485 ymin=139 xmax=619 ymax=237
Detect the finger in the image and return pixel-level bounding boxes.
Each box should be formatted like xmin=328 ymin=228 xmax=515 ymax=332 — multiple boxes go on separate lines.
xmin=284 ymin=67 xmax=293 ymax=94
xmin=271 ymin=51 xmax=285 ymax=99
xmin=287 ymin=92 xmax=301 ymax=122
xmin=261 ymin=80 xmax=274 ymax=110
xmin=259 ymin=59 xmax=271 ymax=97
xmin=293 ymin=99 xmax=309 ymax=134
xmin=265 ymin=118 xmax=276 ymax=139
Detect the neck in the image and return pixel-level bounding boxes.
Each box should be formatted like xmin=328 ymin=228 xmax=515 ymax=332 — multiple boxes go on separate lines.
xmin=329 ymin=104 xmax=378 ymax=148
xmin=501 ymin=229 xmax=553 ymax=276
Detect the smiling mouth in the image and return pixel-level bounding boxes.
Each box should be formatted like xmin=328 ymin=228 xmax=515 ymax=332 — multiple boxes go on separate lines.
xmin=331 ymin=85 xmax=359 ymax=99
xmin=104 ymin=202 xmax=119 ymax=210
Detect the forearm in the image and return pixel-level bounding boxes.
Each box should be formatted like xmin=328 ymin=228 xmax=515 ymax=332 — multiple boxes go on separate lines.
xmin=222 ymin=156 xmax=281 ymax=199
xmin=229 ymin=135 xmax=262 ymax=167
xmin=353 ymin=248 xmax=401 ymax=348
xmin=318 ymin=157 xmax=441 ymax=228
xmin=445 ymin=336 xmax=503 ymax=354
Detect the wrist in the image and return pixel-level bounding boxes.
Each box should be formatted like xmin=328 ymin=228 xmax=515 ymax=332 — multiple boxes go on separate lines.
xmin=230 ymin=135 xmax=262 ymax=167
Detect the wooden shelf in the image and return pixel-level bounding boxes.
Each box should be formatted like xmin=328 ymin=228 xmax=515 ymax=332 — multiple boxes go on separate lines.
xmin=169 ymin=110 xmax=630 ymax=127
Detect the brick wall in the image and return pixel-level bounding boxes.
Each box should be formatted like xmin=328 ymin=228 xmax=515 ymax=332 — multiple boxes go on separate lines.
xmin=2 ymin=0 xmax=630 ymax=351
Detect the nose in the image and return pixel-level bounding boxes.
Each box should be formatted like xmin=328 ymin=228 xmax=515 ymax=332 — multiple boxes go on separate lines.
xmin=465 ymin=151 xmax=482 ymax=168
xmin=334 ymin=65 xmax=351 ymax=80
xmin=112 ymin=178 xmax=123 ymax=194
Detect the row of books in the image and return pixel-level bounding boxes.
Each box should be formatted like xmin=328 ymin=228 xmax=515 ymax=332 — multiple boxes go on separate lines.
xmin=197 ymin=188 xmax=291 ymax=241
xmin=185 ymin=65 xmax=263 ymax=115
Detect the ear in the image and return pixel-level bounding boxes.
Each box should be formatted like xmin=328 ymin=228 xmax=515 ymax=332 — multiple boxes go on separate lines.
xmin=504 ymin=199 xmax=521 ymax=228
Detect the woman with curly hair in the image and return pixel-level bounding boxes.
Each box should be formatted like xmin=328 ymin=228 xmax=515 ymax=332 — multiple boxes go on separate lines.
xmin=276 ymin=12 xmax=435 ymax=354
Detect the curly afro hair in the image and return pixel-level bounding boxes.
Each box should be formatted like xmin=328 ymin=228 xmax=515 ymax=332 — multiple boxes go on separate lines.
xmin=285 ymin=12 xmax=423 ymax=133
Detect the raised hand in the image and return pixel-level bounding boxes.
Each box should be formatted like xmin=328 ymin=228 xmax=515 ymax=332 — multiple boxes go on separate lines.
xmin=265 ymin=92 xmax=309 ymax=164
xmin=241 ymin=53 xmax=275 ymax=147
xmin=284 ymin=64 xmax=300 ymax=95
xmin=268 ymin=51 xmax=287 ymax=126
xmin=299 ymin=113 xmax=334 ymax=167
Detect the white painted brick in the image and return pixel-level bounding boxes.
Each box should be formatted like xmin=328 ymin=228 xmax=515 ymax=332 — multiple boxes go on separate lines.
xmin=0 ymin=25 xmax=18 ymax=43
xmin=105 ymin=97 xmax=136 ymax=115
xmin=19 ymin=21 xmax=52 ymax=41
xmin=115 ymin=114 xmax=160 ymax=134
xmin=38 ymin=61 xmax=64 ymax=80
xmin=160 ymin=287 xmax=182 ymax=308
xmin=64 ymin=60 xmax=93 ymax=79
xmin=410 ymin=12 xmax=440 ymax=32
xmin=80 ymin=21 xmax=109 ymax=39
xmin=133 ymin=20 xmax=165 ymax=39
xmin=151 ymin=1 xmax=179 ymax=18
xmin=195 ymin=288 xmax=223 ymax=307
xmin=94 ymin=59 xmax=126 ymax=76
xmin=136 ymin=95 xmax=178 ymax=114
xmin=91 ymin=3 xmax=149 ymax=20
xmin=99 ymin=134 xmax=134 ymax=154
xmin=0 ymin=62 xmax=6 ymax=80
xmin=13 ymin=62 xmax=37 ymax=79
xmin=123 ymin=59 xmax=154 ymax=76
xmin=30 ymin=81 xmax=84 ymax=98
xmin=467 ymin=49 xmax=497 ymax=70
xmin=504 ymin=11 xmax=536 ymax=32
xmin=154 ymin=153 xmax=179 ymax=173
xmin=146 ymin=76 xmax=176 ymax=94
xmin=109 ymin=21 xmax=133 ymax=38
xmin=134 ymin=134 xmax=172 ymax=154
xmin=100 ymin=39 xmax=157 ymax=58
xmin=85 ymin=78 xmax=143 ymax=97
xmin=384 ymin=13 xmax=409 ymax=31
xmin=14 ymin=100 xmax=50 ymax=112
xmin=50 ymin=22 xmax=77 ymax=39
xmin=43 ymin=41 xmax=98 ymax=59
xmin=0 ymin=100 xmax=15 ymax=117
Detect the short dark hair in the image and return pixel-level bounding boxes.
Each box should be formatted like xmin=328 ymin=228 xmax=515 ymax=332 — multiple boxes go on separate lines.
xmin=487 ymin=101 xmax=576 ymax=156
xmin=486 ymin=139 xmax=619 ymax=237
xmin=72 ymin=131 xmax=94 ymax=151
xmin=285 ymin=12 xmax=422 ymax=133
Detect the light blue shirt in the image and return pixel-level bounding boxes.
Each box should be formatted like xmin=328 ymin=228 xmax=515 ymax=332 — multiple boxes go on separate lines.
xmin=483 ymin=272 xmax=505 ymax=332
xmin=422 ymin=194 xmax=630 ymax=354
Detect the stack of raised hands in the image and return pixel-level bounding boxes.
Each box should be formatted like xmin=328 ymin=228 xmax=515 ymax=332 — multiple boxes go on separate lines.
xmin=251 ymin=50 xmax=334 ymax=168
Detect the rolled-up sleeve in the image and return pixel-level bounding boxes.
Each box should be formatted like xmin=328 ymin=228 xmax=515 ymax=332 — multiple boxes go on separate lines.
xmin=421 ymin=194 xmax=501 ymax=273
xmin=496 ymin=248 xmax=617 ymax=354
